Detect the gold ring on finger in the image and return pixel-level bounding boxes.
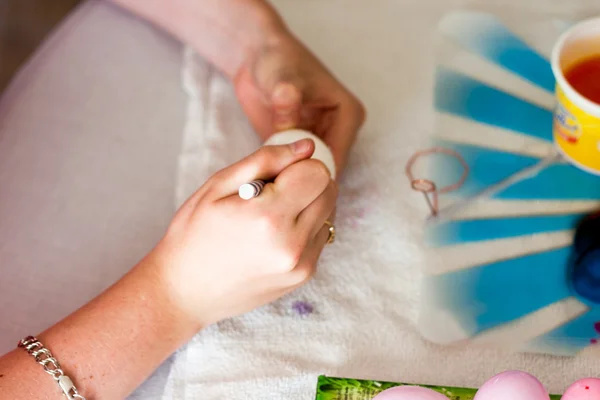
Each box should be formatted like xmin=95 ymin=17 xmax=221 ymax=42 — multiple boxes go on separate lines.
xmin=324 ymin=220 xmax=336 ymax=245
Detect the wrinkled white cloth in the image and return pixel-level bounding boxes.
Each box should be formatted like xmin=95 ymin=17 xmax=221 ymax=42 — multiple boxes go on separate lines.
xmin=164 ymin=1 xmax=600 ymax=399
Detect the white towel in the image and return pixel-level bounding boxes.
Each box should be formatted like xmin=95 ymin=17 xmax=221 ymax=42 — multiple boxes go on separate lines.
xmin=163 ymin=1 xmax=600 ymax=399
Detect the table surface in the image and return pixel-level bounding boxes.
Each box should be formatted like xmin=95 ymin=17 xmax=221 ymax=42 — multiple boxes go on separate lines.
xmin=0 ymin=1 xmax=185 ymax=398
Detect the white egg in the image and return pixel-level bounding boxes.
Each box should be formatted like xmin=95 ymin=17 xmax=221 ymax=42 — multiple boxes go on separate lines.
xmin=474 ymin=371 xmax=550 ymax=400
xmin=373 ymin=386 xmax=449 ymax=400
xmin=263 ymin=129 xmax=337 ymax=179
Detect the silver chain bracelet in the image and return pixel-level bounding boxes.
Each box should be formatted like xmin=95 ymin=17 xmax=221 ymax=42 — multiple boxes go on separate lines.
xmin=18 ymin=336 xmax=87 ymax=400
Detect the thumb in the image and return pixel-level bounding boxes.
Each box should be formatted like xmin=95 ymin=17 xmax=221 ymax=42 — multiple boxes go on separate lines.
xmin=252 ymin=49 xmax=305 ymax=131
xmin=271 ymin=82 xmax=303 ymax=131
xmin=205 ymin=139 xmax=315 ymax=199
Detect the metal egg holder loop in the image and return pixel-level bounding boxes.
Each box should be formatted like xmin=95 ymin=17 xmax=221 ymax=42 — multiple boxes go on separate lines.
xmin=405 ymin=147 xmax=469 ymax=217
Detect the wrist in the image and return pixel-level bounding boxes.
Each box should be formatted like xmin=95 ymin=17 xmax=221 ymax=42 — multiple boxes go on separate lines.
xmin=111 ymin=0 xmax=290 ymax=78
xmin=131 ymin=254 xmax=203 ymax=338
xmin=29 ymin=255 xmax=201 ymax=399
xmin=144 ymin=239 xmax=219 ymax=329
xmin=183 ymin=0 xmax=289 ymax=78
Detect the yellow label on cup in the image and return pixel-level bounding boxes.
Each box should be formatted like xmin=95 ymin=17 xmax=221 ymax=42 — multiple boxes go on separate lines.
xmin=551 ymin=18 xmax=600 ymax=175
xmin=553 ymin=85 xmax=600 ymax=174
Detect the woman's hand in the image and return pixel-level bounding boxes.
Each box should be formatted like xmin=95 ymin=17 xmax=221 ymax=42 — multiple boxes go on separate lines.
xmin=148 ymin=139 xmax=336 ymax=327
xmin=0 ymin=139 xmax=335 ymax=400
xmin=234 ymin=31 xmax=366 ymax=174
xmin=110 ymin=0 xmax=365 ymax=175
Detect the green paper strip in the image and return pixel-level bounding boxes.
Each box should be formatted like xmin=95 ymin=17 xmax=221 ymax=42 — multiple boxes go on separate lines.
xmin=315 ymin=376 xmax=562 ymax=400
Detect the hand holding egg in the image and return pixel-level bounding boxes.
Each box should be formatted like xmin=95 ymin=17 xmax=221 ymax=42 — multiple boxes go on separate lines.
xmin=264 ymin=129 xmax=337 ymax=179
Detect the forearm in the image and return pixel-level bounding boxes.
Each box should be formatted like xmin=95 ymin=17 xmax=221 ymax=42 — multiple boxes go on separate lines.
xmin=0 ymin=259 xmax=197 ymax=399
xmin=109 ymin=0 xmax=287 ymax=78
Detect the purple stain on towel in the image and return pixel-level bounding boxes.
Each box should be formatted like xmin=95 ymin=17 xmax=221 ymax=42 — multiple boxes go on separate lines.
xmin=339 ymin=182 xmax=380 ymax=228
xmin=292 ymin=301 xmax=314 ymax=316
xmin=346 ymin=208 xmax=365 ymax=228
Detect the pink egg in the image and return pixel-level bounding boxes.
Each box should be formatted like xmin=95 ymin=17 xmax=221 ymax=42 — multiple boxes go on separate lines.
xmin=562 ymin=378 xmax=600 ymax=400
xmin=373 ymin=386 xmax=449 ymax=400
xmin=474 ymin=371 xmax=550 ymax=400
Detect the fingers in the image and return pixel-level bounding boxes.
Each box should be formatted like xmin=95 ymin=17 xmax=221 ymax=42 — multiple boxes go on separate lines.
xmin=272 ymin=82 xmax=303 ymax=131
xmin=297 ymin=180 xmax=337 ymax=238
xmin=252 ymin=43 xmax=306 ymax=105
xmin=266 ymin=180 xmax=335 ymax=293
xmin=314 ymin=221 xmax=334 ymax=249
xmin=271 ymin=158 xmax=332 ymax=215
xmin=281 ymin=223 xmax=332 ymax=288
xmin=204 ymin=139 xmax=315 ymax=200
xmin=272 ymin=86 xmax=365 ymax=177
xmin=250 ymin=41 xmax=306 ymax=133
xmin=322 ymin=96 xmax=366 ymax=174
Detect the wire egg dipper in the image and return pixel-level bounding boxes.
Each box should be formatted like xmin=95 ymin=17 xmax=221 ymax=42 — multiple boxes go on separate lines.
xmin=405 ymin=147 xmax=469 ymax=217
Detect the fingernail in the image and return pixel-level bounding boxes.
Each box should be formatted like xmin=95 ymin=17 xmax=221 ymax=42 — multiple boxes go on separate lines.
xmin=272 ymin=83 xmax=300 ymax=105
xmin=292 ymin=139 xmax=312 ymax=154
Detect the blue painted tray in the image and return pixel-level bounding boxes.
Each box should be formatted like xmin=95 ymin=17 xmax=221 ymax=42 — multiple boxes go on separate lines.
xmin=418 ymin=11 xmax=600 ymax=356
